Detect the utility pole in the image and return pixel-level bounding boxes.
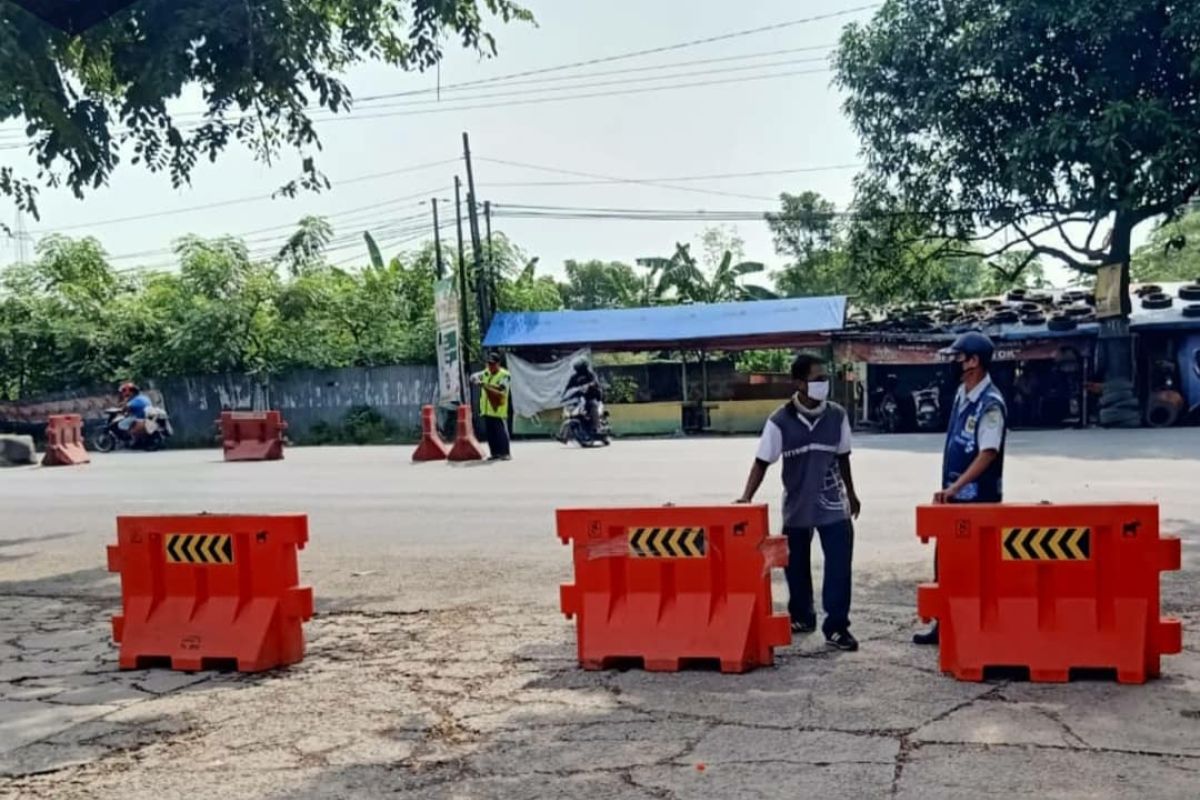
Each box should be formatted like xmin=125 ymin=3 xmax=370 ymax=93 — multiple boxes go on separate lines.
xmin=454 ymin=177 xmax=471 ymax=379
xmin=484 ymin=200 xmax=496 ymax=320
xmin=431 ymin=198 xmax=445 ymax=280
xmin=462 ymin=132 xmax=489 ymax=338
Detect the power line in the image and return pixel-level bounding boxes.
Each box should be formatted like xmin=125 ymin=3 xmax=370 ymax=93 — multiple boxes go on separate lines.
xmin=314 ymin=56 xmax=832 ymax=114
xmin=419 ymin=5 xmax=875 ymax=91
xmin=29 ymin=160 xmax=455 ymax=233
xmin=312 ymin=67 xmax=832 ymax=124
xmin=479 ymin=161 xmax=863 ymax=189
xmin=478 ymin=157 xmax=782 ymax=202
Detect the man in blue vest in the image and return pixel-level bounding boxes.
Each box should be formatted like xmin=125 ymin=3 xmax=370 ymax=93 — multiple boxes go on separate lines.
xmin=914 ymin=331 xmax=1007 ymax=645
xmin=737 ymin=352 xmax=862 ymax=652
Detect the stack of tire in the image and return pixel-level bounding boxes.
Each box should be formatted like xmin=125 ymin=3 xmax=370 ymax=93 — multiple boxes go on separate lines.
xmin=1097 ymin=378 xmax=1140 ymax=428
xmin=1180 ymin=282 xmax=1200 ymax=319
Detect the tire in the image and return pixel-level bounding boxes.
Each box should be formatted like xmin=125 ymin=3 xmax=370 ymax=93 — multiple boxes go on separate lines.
xmin=1065 ymin=305 xmax=1094 ymax=317
xmin=1146 ymin=401 xmax=1182 ymax=429
xmin=1141 ymin=292 xmax=1173 ymax=310
xmin=1047 ymin=315 xmax=1077 ymax=332
xmin=1007 ymin=289 xmax=1027 ymax=302
xmin=990 ymin=311 xmax=1019 ymax=324
xmin=92 ymin=431 xmax=118 ymax=453
xmin=1137 ymin=284 xmax=1163 ymax=296
xmin=1020 ymin=314 xmax=1046 ymax=326
xmin=1183 ymin=304 xmax=1200 ymax=319
xmin=144 ymin=434 xmax=163 ymax=452
xmin=1179 ymin=284 xmax=1200 ymax=302
xmin=1099 ymin=407 xmax=1141 ymax=428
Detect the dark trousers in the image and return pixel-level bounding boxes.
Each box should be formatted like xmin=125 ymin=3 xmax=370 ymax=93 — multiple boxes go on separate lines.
xmin=484 ymin=415 xmax=510 ymax=458
xmin=784 ymin=519 xmax=854 ymax=634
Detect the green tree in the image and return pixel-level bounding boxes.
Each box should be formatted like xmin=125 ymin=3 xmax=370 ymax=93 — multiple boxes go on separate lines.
xmin=0 ymin=0 xmax=531 ymax=223
xmin=768 ymin=191 xmax=850 ymax=297
xmin=558 ymin=260 xmax=642 ymax=310
xmin=637 ymin=243 xmax=773 ymax=304
xmin=837 ymin=0 xmax=1200 ymax=400
xmin=1132 ymin=209 xmax=1200 ymax=282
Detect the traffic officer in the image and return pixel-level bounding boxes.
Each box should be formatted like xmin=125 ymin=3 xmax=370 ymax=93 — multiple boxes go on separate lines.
xmin=914 ymin=331 xmax=1007 ymax=645
xmin=471 ymin=352 xmax=513 ymax=461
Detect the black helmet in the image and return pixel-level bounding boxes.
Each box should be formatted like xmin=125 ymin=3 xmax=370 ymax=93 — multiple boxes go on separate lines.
xmin=573 ymin=358 xmax=589 ymax=373
xmin=940 ymin=331 xmax=995 ymax=362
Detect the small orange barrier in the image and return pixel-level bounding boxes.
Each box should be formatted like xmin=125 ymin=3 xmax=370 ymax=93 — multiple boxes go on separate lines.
xmin=41 ymin=414 xmax=90 ymax=466
xmin=917 ymin=503 xmax=1182 ymax=684
xmin=446 ymin=405 xmax=485 ymax=462
xmin=412 ymin=404 xmax=449 ymax=462
xmin=220 ymin=410 xmax=286 ymax=461
xmin=107 ymin=514 xmax=313 ymax=672
xmin=558 ymin=504 xmax=791 ymax=673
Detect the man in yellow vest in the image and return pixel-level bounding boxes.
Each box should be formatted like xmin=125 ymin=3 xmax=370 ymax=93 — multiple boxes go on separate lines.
xmin=471 ymin=351 xmax=512 ymax=461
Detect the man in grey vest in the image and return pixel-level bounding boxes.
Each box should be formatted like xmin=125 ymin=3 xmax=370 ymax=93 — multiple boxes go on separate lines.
xmin=737 ymin=353 xmax=862 ymax=652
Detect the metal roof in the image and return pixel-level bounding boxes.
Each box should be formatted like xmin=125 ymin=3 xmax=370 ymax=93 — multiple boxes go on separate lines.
xmin=483 ymin=296 xmax=847 ymax=351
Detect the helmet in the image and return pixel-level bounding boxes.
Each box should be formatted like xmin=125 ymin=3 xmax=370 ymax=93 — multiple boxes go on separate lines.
xmin=940 ymin=332 xmax=995 ymax=361
xmin=573 ymin=358 xmax=589 ymax=373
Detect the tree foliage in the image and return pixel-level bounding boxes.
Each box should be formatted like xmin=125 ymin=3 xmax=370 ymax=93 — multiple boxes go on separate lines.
xmin=768 ymin=190 xmax=1046 ymax=305
xmin=637 ymin=242 xmax=774 ymax=304
xmin=836 ymin=0 xmax=1200 ymax=316
xmin=1132 ymin=208 xmax=1200 ymax=282
xmin=0 ymin=222 xmax=534 ymax=399
xmin=0 ymin=0 xmax=531 ymax=219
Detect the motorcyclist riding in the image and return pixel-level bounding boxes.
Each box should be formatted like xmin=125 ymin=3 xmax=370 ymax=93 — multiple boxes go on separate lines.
xmin=564 ymin=358 xmax=603 ymax=435
xmin=117 ymin=382 xmax=151 ymax=442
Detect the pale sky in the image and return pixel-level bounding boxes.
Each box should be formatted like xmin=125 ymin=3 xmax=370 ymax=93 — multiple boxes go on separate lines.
xmin=0 ymin=1 xmax=877 ymax=281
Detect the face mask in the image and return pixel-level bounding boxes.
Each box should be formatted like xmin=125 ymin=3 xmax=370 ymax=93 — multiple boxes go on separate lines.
xmin=806 ymin=380 xmax=830 ymax=402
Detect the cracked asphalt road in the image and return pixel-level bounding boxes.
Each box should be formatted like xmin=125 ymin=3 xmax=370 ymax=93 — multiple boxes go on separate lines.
xmin=1 ymin=430 xmax=1198 ymax=799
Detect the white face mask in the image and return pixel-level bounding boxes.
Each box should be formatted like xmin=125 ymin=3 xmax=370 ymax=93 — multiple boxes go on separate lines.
xmin=806 ymin=380 xmax=830 ymax=402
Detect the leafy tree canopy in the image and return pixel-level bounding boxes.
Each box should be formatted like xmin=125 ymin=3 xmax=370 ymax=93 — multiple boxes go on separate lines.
xmin=0 ymin=0 xmax=531 ymax=222
xmin=837 ymin=0 xmax=1200 ymax=308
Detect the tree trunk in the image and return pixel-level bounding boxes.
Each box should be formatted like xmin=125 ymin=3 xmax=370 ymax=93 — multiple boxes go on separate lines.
xmin=1097 ymin=215 xmax=1139 ymax=429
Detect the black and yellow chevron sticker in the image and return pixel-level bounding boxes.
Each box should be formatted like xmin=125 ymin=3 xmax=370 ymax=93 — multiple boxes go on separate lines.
xmin=165 ymin=534 xmax=235 ymax=565
xmin=627 ymin=527 xmax=707 ymax=558
xmin=1001 ymin=527 xmax=1091 ymax=561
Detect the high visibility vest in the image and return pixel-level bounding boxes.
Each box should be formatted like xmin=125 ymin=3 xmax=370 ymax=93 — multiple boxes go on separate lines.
xmin=480 ymin=368 xmax=510 ymax=418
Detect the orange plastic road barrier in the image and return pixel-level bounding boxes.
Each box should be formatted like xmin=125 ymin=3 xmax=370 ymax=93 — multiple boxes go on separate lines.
xmin=107 ymin=514 xmax=314 ymax=672
xmin=412 ymin=404 xmax=449 ymax=462
xmin=917 ymin=503 xmax=1182 ymax=684
xmin=446 ymin=404 xmax=485 ymax=462
xmin=220 ymin=410 xmax=286 ymax=461
xmin=41 ymin=414 xmax=90 ymax=466
xmin=558 ymin=504 xmax=791 ymax=673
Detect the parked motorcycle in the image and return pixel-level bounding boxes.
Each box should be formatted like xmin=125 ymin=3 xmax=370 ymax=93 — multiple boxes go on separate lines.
xmin=92 ymin=407 xmax=174 ymax=453
xmin=912 ymin=382 xmax=943 ymax=432
xmin=557 ymin=386 xmax=612 ymax=447
xmin=873 ymin=374 xmax=902 ymax=433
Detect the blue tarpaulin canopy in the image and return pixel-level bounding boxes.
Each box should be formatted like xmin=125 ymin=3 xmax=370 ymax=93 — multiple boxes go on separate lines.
xmin=483 ymin=296 xmax=847 ymax=351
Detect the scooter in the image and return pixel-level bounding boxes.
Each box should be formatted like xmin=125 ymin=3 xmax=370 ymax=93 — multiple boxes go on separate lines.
xmin=557 ymin=387 xmax=612 ymax=447
xmin=92 ymin=407 xmax=174 ymax=453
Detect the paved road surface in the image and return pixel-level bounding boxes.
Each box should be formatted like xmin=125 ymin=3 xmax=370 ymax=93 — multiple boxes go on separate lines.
xmin=1 ymin=430 xmax=1198 ymax=798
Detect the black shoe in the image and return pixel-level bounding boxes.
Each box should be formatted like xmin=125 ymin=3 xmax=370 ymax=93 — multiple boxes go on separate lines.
xmin=825 ymin=630 xmax=858 ymax=652
xmin=791 ymin=617 xmax=817 ymax=634
xmin=912 ymin=624 xmax=939 ymax=646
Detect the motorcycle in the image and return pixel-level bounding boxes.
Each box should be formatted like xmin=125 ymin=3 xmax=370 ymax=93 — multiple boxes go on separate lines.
xmin=557 ymin=386 xmax=612 ymax=447
xmin=873 ymin=374 xmax=902 ymax=433
xmin=912 ymin=382 xmax=943 ymax=432
xmin=92 ymin=407 xmax=174 ymax=453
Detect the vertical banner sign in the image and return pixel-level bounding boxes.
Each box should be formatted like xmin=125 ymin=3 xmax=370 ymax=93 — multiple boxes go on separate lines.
xmin=434 ymin=278 xmax=463 ymax=403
